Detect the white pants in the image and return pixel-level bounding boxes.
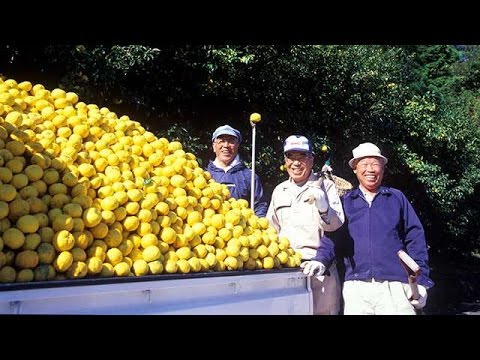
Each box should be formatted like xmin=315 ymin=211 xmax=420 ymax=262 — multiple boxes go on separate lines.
xmin=310 ymin=263 xmax=341 ymax=315
xmin=343 ymin=279 xmax=416 ymax=315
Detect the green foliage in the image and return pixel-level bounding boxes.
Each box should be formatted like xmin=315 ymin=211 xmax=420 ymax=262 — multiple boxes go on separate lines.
xmin=164 ymin=123 xmax=208 ymax=167
xmin=404 ymin=45 xmax=463 ymax=96
xmin=103 ymin=46 xmax=161 ymax=72
xmin=398 ymin=88 xmax=480 ymax=253
xmin=199 ymin=46 xmax=413 ymax=185
xmin=3 ymin=44 xmax=480 ymax=256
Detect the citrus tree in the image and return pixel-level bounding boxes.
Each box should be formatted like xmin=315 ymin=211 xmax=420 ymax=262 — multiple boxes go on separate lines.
xmin=3 ymin=44 xmax=480 ymax=256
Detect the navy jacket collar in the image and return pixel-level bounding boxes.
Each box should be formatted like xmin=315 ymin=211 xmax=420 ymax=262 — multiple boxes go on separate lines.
xmin=345 ymin=185 xmax=392 ymax=199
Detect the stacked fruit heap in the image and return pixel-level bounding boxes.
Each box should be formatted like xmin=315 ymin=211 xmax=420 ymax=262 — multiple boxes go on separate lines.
xmin=0 ymin=78 xmax=301 ymax=283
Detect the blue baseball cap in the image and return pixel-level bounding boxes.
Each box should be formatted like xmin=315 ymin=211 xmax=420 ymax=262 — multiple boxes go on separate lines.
xmin=212 ymin=125 xmax=242 ymax=143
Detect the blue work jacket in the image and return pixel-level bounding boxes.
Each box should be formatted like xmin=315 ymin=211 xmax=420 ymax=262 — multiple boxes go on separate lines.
xmin=337 ymin=186 xmax=434 ymax=288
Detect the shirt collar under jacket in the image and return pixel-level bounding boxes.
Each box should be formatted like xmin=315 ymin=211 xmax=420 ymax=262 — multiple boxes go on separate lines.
xmin=359 ymin=185 xmax=376 ymax=206
xmin=213 ymin=154 xmax=240 ymax=172
xmin=286 ymin=171 xmax=315 ymax=187
xmin=283 ymin=171 xmax=325 ymax=193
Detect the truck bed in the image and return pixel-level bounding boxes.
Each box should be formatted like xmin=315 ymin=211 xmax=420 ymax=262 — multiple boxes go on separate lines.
xmin=0 ymin=269 xmax=312 ymax=315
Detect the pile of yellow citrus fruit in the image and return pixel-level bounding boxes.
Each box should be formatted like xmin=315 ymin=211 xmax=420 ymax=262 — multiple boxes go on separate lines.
xmin=0 ymin=77 xmax=302 ymax=283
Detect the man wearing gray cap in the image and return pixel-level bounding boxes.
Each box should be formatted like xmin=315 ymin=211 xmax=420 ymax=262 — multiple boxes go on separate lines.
xmin=335 ymin=142 xmax=434 ymax=315
xmin=207 ymin=125 xmax=268 ymax=217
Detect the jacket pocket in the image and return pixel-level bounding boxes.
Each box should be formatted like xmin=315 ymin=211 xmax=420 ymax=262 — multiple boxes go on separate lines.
xmin=274 ymin=198 xmax=292 ymax=225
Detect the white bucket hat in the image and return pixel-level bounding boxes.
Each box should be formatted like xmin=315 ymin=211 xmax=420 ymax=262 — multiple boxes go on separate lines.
xmin=348 ymin=142 xmax=388 ymax=169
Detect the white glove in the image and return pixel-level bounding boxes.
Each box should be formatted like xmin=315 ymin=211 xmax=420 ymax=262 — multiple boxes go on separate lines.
xmin=406 ymin=284 xmax=428 ymax=309
xmin=300 ymin=260 xmax=326 ymax=277
xmin=313 ymin=189 xmax=329 ymax=214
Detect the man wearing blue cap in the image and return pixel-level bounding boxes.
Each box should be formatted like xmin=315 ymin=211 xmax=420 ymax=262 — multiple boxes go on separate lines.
xmin=267 ymin=135 xmax=345 ymax=315
xmin=207 ymin=125 xmax=268 ymax=217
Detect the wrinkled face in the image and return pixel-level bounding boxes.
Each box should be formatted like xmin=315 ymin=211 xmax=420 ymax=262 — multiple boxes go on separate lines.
xmin=212 ymin=134 xmax=239 ymax=165
xmin=353 ymin=156 xmax=384 ymax=192
xmin=285 ymin=151 xmax=313 ymax=184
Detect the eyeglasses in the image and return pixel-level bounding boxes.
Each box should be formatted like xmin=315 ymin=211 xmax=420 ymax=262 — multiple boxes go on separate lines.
xmin=285 ymin=152 xmax=311 ymax=161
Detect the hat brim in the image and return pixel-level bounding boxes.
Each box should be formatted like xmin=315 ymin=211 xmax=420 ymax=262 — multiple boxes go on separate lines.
xmin=284 ymin=147 xmax=312 ymax=153
xmin=349 ymin=155 xmax=388 ymax=169
xmin=212 ymin=131 xmax=240 ymax=142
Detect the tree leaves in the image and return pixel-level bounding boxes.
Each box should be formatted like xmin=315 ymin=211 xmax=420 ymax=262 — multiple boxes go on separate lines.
xmin=3 ymin=44 xmax=480 ymax=255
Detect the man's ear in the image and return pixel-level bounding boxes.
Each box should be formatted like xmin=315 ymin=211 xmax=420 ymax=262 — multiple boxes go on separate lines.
xmin=353 ymin=169 xmax=357 ymax=174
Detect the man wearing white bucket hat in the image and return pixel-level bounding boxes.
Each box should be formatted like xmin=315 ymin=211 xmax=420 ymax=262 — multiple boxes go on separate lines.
xmin=267 ymin=135 xmax=345 ymax=315
xmin=336 ymin=142 xmax=434 ymax=315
